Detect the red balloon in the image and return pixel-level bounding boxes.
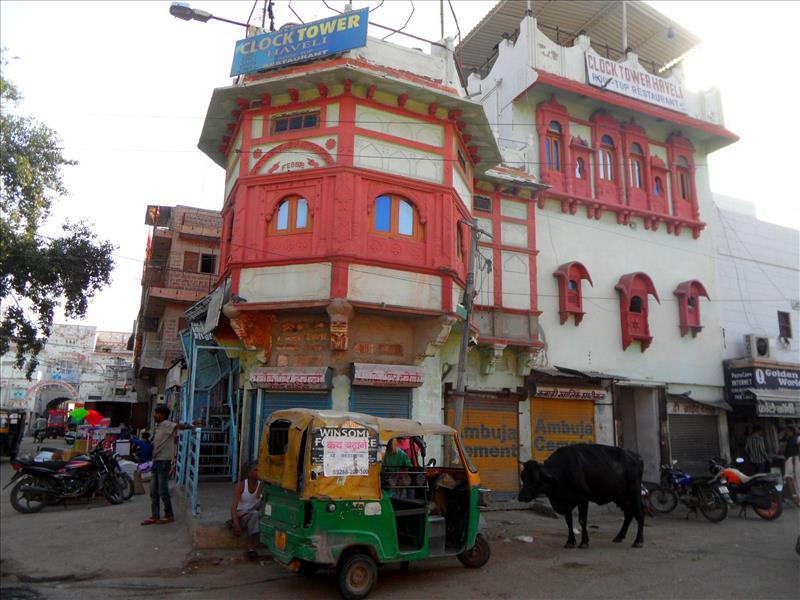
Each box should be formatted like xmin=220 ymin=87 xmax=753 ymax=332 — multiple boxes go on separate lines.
xmin=84 ymin=410 xmax=105 ymax=426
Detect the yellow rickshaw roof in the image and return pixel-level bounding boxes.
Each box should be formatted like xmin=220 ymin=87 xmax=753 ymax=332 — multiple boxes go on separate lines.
xmin=267 ymin=408 xmax=455 ymax=442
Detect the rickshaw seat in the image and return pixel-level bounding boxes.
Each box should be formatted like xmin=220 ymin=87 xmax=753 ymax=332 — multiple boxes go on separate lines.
xmin=390 ymin=497 xmax=428 ymax=517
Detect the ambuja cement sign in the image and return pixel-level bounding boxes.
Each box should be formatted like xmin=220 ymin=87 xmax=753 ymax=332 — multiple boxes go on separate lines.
xmin=585 ymin=49 xmax=688 ymax=114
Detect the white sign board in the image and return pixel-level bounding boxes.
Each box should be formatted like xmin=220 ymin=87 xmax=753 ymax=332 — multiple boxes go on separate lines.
xmin=322 ymin=435 xmax=371 ymax=477
xmin=585 ymin=49 xmax=688 ymax=114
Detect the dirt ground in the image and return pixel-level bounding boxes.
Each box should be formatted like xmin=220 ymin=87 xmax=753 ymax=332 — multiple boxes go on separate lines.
xmin=2 ymin=438 xmax=798 ymax=599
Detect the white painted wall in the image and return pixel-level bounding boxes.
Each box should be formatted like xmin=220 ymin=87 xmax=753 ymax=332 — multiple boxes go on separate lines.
xmin=239 ymin=263 xmax=332 ymax=303
xmin=347 ymin=265 xmax=441 ymax=311
xmin=709 ymin=197 xmax=800 ymax=363
xmin=536 ymin=205 xmax=724 ymax=387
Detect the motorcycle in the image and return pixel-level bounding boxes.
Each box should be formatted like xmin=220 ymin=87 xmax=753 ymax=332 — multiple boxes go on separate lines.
xmin=33 ymin=429 xmax=46 ymax=444
xmin=708 ymin=457 xmax=783 ymax=521
xmin=648 ymin=461 xmax=728 ymax=523
xmin=5 ymin=444 xmax=126 ymax=513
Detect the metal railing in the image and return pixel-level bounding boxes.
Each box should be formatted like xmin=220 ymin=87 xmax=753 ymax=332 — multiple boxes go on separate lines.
xmin=176 ymin=427 xmax=202 ymax=516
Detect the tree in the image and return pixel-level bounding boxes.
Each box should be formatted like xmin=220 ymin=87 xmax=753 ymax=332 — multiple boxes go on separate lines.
xmin=0 ymin=51 xmax=115 ymax=377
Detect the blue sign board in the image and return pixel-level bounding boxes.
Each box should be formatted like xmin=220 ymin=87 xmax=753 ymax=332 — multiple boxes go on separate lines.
xmin=231 ymin=8 xmax=369 ymax=77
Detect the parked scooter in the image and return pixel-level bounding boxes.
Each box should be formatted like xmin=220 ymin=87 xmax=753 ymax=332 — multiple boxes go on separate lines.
xmin=649 ymin=461 xmax=728 ymax=522
xmin=708 ymin=457 xmax=783 ymax=521
xmin=5 ymin=444 xmax=125 ymax=513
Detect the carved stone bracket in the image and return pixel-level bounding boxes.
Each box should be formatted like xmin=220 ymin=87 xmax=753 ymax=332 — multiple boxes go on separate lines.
xmin=412 ymin=316 xmax=457 ymax=364
xmin=326 ymin=298 xmax=354 ymax=351
xmin=223 ymin=305 xmax=276 ymax=364
xmin=516 ymin=347 xmax=544 ymax=377
xmin=479 ymin=343 xmax=507 ymax=375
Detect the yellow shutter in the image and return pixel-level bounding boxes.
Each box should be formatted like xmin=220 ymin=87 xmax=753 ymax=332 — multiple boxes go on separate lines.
xmin=530 ymin=398 xmax=595 ymax=462
xmin=446 ymin=394 xmax=520 ymax=493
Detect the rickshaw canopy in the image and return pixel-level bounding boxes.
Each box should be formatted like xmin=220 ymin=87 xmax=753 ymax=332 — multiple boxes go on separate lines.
xmin=258 ymin=409 xmax=459 ymax=501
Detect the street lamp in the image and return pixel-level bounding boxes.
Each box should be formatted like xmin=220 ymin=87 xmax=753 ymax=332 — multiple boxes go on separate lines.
xmin=169 ymin=2 xmax=250 ymax=28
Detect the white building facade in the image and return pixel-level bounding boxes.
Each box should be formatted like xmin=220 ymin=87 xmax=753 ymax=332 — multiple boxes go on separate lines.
xmin=460 ymin=2 xmax=738 ymax=480
xmin=710 ymin=195 xmax=800 ymax=459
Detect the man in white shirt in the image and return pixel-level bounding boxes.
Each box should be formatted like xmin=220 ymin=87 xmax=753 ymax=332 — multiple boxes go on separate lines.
xmin=141 ymin=405 xmax=195 ymax=525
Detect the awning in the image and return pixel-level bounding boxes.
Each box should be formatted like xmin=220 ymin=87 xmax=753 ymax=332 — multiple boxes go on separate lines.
xmin=250 ymin=367 xmax=332 ymax=391
xmin=352 ymin=363 xmax=424 ymax=388
xmin=744 ymin=389 xmax=800 ymax=418
xmin=668 ymin=393 xmax=732 ymax=413
xmin=529 ymin=366 xmax=626 ymax=384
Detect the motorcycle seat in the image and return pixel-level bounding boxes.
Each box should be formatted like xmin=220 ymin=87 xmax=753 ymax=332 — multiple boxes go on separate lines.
xmin=738 ymin=472 xmax=778 ymax=484
xmin=18 ymin=459 xmax=67 ymax=470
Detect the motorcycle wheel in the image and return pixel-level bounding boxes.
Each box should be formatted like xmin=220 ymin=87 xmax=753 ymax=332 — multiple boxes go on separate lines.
xmin=649 ymin=486 xmax=678 ymax=513
xmin=753 ymin=492 xmax=783 ymax=521
xmin=102 ymin=477 xmax=125 ymax=505
xmin=10 ymin=477 xmax=48 ymax=514
xmin=698 ymin=487 xmax=728 ymax=523
xmin=116 ymin=473 xmax=134 ymax=501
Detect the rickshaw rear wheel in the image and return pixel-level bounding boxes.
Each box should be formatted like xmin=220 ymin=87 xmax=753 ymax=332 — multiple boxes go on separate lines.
xmin=338 ymin=553 xmax=377 ymax=600
xmin=458 ymin=533 xmax=491 ymax=568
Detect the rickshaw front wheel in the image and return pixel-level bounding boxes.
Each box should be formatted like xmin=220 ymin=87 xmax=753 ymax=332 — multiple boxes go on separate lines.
xmin=458 ymin=533 xmax=491 ymax=568
xmin=337 ymin=553 xmax=377 ymax=600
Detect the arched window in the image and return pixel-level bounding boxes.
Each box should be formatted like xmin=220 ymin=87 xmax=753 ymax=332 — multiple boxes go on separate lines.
xmin=629 ymin=143 xmax=644 ymax=189
xmin=575 ymin=157 xmax=585 ymax=179
xmin=545 ymin=120 xmax=563 ymax=172
xmin=373 ymin=194 xmax=422 ymax=241
xmin=653 ymin=176 xmax=663 ymax=197
xmin=677 ymin=156 xmax=691 ymax=200
xmin=270 ymin=195 xmax=311 ymax=234
xmin=599 ymin=135 xmax=615 ymax=181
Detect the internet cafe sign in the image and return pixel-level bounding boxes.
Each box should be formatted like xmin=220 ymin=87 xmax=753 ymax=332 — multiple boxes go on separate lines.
xmin=585 ymin=49 xmax=688 ymax=114
xmin=231 ymin=8 xmax=369 ymax=76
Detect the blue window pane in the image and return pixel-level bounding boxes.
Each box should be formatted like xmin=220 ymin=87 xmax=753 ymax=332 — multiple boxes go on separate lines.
xmin=398 ymin=200 xmax=414 ymax=236
xmin=553 ymin=140 xmax=560 ymax=171
xmin=602 ymin=135 xmax=614 ymax=147
xmin=654 ymin=177 xmax=662 ymax=196
xmin=295 ymin=199 xmax=308 ymax=229
xmin=375 ymin=195 xmax=391 ymax=232
xmin=545 ymin=139 xmax=552 ymax=169
xmin=276 ymin=201 xmax=289 ymax=230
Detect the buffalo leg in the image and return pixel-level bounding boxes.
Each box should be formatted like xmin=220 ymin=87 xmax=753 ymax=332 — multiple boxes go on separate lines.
xmin=613 ymin=500 xmax=633 ymax=543
xmin=631 ymin=495 xmax=644 ymax=548
xmin=578 ymin=501 xmax=589 ymax=548
xmin=564 ymin=510 xmax=577 ymax=548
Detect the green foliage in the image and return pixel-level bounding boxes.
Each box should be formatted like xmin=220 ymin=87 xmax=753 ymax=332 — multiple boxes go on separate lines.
xmin=0 ymin=51 xmax=115 ymax=377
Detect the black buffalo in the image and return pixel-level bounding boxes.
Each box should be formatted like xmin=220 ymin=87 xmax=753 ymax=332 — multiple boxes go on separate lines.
xmin=519 ymin=443 xmax=644 ymax=548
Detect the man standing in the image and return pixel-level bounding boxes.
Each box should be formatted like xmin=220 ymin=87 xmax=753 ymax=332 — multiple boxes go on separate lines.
xmin=745 ymin=426 xmax=770 ymax=474
xmin=141 ymin=405 xmax=194 ymax=525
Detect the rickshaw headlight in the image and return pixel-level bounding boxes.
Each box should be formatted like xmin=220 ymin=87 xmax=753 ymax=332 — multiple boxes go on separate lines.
xmin=326 ymin=502 xmax=336 ymax=513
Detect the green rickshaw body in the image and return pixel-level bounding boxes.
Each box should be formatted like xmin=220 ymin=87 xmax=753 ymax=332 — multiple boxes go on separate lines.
xmin=257 ymin=409 xmax=483 ymax=570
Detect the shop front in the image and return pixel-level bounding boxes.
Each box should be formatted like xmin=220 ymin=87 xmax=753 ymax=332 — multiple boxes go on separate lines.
xmin=666 ymin=394 xmax=731 ymax=475
xmin=530 ymin=385 xmax=603 ymax=462
xmin=247 ymin=366 xmax=333 ymax=460
xmin=349 ymin=363 xmax=424 ymax=419
xmin=445 ymin=389 xmax=523 ymax=497
xmin=725 ymin=360 xmax=800 ymax=463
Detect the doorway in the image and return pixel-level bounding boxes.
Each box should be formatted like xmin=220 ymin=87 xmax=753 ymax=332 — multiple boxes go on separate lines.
xmin=615 ymin=386 xmax=661 ymax=482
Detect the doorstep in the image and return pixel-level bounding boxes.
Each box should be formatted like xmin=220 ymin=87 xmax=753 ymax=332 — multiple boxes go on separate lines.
xmin=172 ymin=481 xmax=250 ymax=551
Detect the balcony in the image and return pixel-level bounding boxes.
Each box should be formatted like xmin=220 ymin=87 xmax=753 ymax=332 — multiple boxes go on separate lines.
xmin=139 ymin=339 xmax=165 ymax=371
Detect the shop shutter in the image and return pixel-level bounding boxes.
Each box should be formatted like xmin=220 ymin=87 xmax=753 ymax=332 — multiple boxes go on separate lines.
xmin=669 ymin=414 xmax=719 ymax=476
xmin=251 ymin=392 xmax=331 ymax=460
xmin=446 ymin=394 xmax=520 ymax=494
xmin=351 ymin=387 xmax=412 ymax=419
xmin=530 ymin=398 xmax=596 ymax=462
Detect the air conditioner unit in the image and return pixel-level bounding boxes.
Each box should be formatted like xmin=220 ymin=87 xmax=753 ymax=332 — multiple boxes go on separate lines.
xmin=743 ymin=334 xmax=771 ymax=360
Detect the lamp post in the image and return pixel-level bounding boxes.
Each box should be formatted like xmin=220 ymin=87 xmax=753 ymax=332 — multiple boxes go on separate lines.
xmin=169 ymin=2 xmax=250 ymax=28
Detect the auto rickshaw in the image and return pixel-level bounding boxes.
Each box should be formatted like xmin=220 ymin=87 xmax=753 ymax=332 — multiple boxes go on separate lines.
xmin=257 ymin=409 xmax=490 ymax=599
xmin=0 ymin=409 xmax=26 ymax=460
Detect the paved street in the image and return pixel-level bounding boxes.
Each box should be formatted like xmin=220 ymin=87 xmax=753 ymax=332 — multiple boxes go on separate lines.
xmin=2 ymin=438 xmax=798 ymax=600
